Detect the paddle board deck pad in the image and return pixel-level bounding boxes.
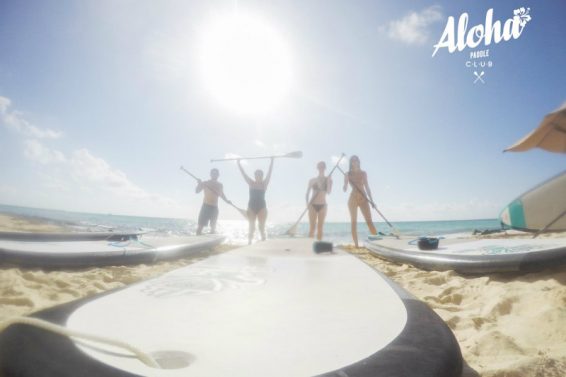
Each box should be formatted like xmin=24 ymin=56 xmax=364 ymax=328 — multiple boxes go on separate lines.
xmin=0 ymin=238 xmax=462 ymax=377
xmin=366 ymin=236 xmax=566 ymax=273
xmin=0 ymin=235 xmax=224 ymax=268
xmin=0 ymin=230 xmax=145 ymax=242
xmin=500 ymin=170 xmax=566 ymax=232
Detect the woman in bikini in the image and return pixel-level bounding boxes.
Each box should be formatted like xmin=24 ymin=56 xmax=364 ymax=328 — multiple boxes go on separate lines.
xmin=306 ymin=161 xmax=332 ymax=240
xmin=237 ymin=158 xmax=274 ymax=244
xmin=343 ymin=155 xmax=377 ymax=248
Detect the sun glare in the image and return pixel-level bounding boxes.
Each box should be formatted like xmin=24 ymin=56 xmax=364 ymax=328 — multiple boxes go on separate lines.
xmin=199 ymin=12 xmax=293 ymax=115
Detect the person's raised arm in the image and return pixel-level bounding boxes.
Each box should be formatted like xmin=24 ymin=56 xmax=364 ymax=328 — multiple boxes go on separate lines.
xmin=264 ymin=157 xmax=274 ymax=187
xmin=343 ymin=172 xmax=349 ymax=192
xmin=237 ymin=160 xmax=253 ymax=186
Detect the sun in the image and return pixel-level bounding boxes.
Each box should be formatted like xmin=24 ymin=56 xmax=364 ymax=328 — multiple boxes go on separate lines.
xmin=199 ymin=12 xmax=293 ymax=115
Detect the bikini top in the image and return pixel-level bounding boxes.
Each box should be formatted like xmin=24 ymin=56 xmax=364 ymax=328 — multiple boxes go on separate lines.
xmin=313 ymin=177 xmax=327 ymax=192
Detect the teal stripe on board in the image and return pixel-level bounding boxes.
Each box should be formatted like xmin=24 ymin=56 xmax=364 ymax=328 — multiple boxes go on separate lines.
xmin=507 ymin=199 xmax=526 ymax=229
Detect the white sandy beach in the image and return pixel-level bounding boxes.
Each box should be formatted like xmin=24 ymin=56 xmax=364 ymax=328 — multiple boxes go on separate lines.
xmin=1 ymin=213 xmax=565 ymax=376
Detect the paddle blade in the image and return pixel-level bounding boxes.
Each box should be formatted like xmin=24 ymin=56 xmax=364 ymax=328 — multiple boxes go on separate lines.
xmin=285 ymin=223 xmax=298 ymax=236
xmin=285 ymin=151 xmax=303 ymax=159
xmin=237 ymin=208 xmax=249 ymax=220
xmin=390 ymin=228 xmax=401 ymax=239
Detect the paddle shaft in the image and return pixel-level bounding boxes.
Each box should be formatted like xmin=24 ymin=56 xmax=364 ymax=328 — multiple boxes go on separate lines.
xmin=180 ymin=166 xmax=224 ymax=199
xmin=180 ymin=166 xmax=245 ymax=213
xmin=338 ymin=166 xmax=396 ymax=230
xmin=211 ymin=151 xmax=302 ymax=162
xmin=532 ymin=209 xmax=566 ymax=238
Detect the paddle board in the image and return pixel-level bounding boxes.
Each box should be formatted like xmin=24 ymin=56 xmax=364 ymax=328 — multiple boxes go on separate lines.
xmin=366 ymin=236 xmax=566 ymax=273
xmin=0 ymin=235 xmax=224 ymax=268
xmin=0 ymin=230 xmax=145 ymax=242
xmin=0 ymin=238 xmax=462 ymax=377
xmin=500 ymin=170 xmax=566 ymax=232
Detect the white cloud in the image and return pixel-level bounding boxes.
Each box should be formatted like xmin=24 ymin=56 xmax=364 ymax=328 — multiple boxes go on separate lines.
xmin=24 ymin=139 xmax=66 ymax=165
xmin=23 ymin=141 xmax=177 ymax=208
xmin=68 ymin=148 xmax=175 ymax=206
xmin=384 ymin=6 xmax=443 ymax=45
xmin=0 ymin=96 xmax=63 ymax=139
xmin=2 ymin=94 xmax=180 ymax=216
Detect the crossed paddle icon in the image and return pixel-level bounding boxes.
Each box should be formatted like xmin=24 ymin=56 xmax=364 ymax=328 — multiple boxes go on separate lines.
xmin=473 ymin=71 xmax=485 ymax=84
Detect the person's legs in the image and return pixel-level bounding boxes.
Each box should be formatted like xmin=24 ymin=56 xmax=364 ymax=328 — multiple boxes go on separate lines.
xmin=348 ymin=196 xmax=359 ymax=247
xmin=316 ymin=205 xmax=327 ymax=241
xmin=360 ymin=201 xmax=377 ymax=235
xmin=197 ymin=204 xmax=208 ymax=235
xmin=308 ymin=206 xmax=317 ymax=238
xmin=247 ymin=210 xmax=257 ymax=244
xmin=210 ymin=206 xmax=219 ymax=234
xmin=257 ymin=208 xmax=268 ymax=241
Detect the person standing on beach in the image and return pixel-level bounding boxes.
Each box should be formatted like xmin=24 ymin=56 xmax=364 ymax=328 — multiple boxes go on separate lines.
xmin=195 ymin=168 xmax=231 ymax=235
xmin=306 ymin=161 xmax=332 ymax=240
xmin=343 ymin=155 xmax=377 ymax=247
xmin=237 ymin=158 xmax=274 ymax=244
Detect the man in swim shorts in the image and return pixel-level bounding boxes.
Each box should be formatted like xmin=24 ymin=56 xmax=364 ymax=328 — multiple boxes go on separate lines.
xmin=196 ymin=168 xmax=231 ymax=235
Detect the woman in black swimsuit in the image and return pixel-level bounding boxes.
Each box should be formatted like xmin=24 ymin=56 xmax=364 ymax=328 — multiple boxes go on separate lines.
xmin=306 ymin=161 xmax=332 ymax=240
xmin=237 ymin=158 xmax=274 ymax=244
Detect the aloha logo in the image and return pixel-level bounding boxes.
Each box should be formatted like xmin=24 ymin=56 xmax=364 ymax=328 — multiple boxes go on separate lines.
xmin=432 ymin=7 xmax=531 ymax=57
xmin=431 ymin=7 xmax=531 ymax=84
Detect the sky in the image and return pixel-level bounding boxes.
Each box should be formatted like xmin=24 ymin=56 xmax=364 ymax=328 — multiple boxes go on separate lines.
xmin=0 ymin=0 xmax=564 ymax=223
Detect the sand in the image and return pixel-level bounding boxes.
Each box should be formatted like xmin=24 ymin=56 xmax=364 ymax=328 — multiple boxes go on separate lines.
xmin=1 ymin=213 xmax=565 ymax=376
xmin=346 ymin=232 xmax=566 ymax=377
xmin=0 ymin=214 xmax=236 ymax=322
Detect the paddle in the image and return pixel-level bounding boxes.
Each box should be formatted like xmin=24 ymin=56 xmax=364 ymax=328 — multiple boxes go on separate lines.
xmin=286 ymin=153 xmax=346 ymax=236
xmin=532 ymin=209 xmax=566 ymax=239
xmin=179 ymin=166 xmax=248 ymax=219
xmin=211 ymin=151 xmax=302 ymax=162
xmin=337 ymin=166 xmax=400 ymax=238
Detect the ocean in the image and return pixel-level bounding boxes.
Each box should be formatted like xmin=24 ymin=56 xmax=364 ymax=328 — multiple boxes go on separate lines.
xmin=0 ymin=204 xmax=502 ymax=245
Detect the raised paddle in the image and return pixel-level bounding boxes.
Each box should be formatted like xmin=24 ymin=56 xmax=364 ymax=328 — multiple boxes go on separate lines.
xmin=338 ymin=165 xmax=400 ymax=238
xmin=211 ymin=151 xmax=302 ymax=162
xmin=180 ymin=166 xmax=248 ymax=219
xmin=286 ymin=153 xmax=346 ymax=236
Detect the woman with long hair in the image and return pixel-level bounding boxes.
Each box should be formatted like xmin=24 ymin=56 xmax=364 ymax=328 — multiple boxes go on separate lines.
xmin=343 ymin=155 xmax=377 ymax=247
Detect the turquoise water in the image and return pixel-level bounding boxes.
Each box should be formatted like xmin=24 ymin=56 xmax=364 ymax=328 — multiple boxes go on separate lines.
xmin=0 ymin=204 xmax=501 ymax=245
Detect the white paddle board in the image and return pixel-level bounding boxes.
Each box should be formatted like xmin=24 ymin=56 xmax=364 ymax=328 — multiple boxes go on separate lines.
xmin=0 ymin=235 xmax=224 ymax=268
xmin=0 ymin=238 xmax=462 ymax=377
xmin=0 ymin=230 xmax=145 ymax=242
xmin=366 ymin=236 xmax=566 ymax=273
xmin=500 ymin=171 xmax=566 ymax=232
